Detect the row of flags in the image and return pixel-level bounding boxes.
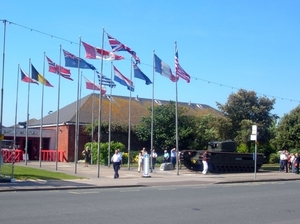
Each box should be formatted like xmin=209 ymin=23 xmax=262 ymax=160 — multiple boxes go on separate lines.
xmin=20 ymin=32 xmax=191 ymax=93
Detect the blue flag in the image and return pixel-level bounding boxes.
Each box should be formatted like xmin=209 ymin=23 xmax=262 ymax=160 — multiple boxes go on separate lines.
xmin=63 ymin=49 xmax=96 ymax=70
xmin=133 ymin=63 xmax=152 ymax=85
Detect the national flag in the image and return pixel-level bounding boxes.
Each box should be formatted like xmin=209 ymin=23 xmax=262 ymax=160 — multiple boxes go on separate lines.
xmin=82 ymin=41 xmax=124 ymax=61
xmin=113 ymin=66 xmax=134 ymax=91
xmin=31 ymin=64 xmax=54 ymax=87
xmin=107 ymin=33 xmax=140 ymax=64
xmin=96 ymin=72 xmax=116 ymax=88
xmin=154 ymin=54 xmax=178 ymax=82
xmin=84 ymin=76 xmax=106 ymax=95
xmin=133 ymin=63 xmax=152 ymax=85
xmin=175 ymin=48 xmax=191 ymax=83
xmin=20 ymin=68 xmax=39 ymax=85
xmin=63 ymin=49 xmax=96 ymax=70
xmin=46 ymin=56 xmax=73 ymax=81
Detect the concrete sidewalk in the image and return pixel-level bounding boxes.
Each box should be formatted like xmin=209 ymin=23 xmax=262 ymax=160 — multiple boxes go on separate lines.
xmin=1 ymin=161 xmax=300 ymax=192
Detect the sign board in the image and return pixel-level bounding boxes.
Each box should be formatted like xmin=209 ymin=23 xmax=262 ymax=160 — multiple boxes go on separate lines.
xmin=252 ymin=125 xmax=257 ymax=135
xmin=0 ymin=134 xmax=4 ymax=140
xmin=250 ymin=134 xmax=257 ymax=141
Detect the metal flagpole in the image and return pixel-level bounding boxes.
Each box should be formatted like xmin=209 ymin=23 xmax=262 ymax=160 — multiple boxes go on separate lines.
xmin=55 ymin=47 xmax=62 ymax=170
xmin=150 ymin=50 xmax=155 ymax=170
xmin=127 ymin=58 xmax=133 ymax=170
xmin=0 ymin=20 xmax=7 ymax=145
xmin=175 ymin=42 xmax=179 ymax=176
xmin=40 ymin=53 xmax=46 ymax=168
xmin=25 ymin=59 xmax=32 ymax=165
xmin=91 ymin=71 xmax=96 ymax=165
xmin=14 ymin=65 xmax=20 ymax=163
xmin=97 ymin=28 xmax=105 ymax=178
xmin=108 ymin=62 xmax=113 ymax=167
xmin=74 ymin=38 xmax=82 ymax=174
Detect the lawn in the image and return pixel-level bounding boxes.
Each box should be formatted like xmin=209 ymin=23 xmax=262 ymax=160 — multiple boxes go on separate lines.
xmin=261 ymin=163 xmax=280 ymax=171
xmin=0 ymin=164 xmax=83 ymax=180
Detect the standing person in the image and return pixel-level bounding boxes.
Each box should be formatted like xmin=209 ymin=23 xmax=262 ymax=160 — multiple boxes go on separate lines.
xmin=82 ymin=146 xmax=91 ymax=167
xmin=202 ymin=150 xmax=208 ymax=175
xmin=295 ymin=153 xmax=299 ymax=174
xmin=163 ymin=150 xmax=169 ymax=163
xmin=170 ymin=148 xmax=176 ymax=169
xmin=151 ymin=149 xmax=158 ymax=170
xmin=137 ymin=151 xmax=143 ymax=173
xmin=117 ymin=149 xmax=123 ymax=168
xmin=111 ymin=150 xmax=121 ymax=178
xmin=290 ymin=153 xmax=295 ymax=173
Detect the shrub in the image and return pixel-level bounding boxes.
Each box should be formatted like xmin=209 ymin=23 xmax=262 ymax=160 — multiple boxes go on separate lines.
xmin=268 ymin=153 xmax=279 ymax=164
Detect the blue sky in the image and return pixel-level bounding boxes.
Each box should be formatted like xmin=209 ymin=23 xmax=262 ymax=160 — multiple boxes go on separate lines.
xmin=0 ymin=0 xmax=299 ymax=127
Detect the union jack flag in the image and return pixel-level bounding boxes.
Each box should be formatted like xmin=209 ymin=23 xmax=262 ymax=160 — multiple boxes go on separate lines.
xmin=175 ymin=47 xmax=190 ymax=83
xmin=107 ymin=33 xmax=140 ymax=64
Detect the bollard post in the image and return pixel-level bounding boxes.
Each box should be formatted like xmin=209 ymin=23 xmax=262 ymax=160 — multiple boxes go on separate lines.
xmin=142 ymin=154 xmax=151 ymax=178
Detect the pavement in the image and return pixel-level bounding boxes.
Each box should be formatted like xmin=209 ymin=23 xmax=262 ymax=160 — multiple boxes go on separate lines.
xmin=1 ymin=161 xmax=300 ymax=192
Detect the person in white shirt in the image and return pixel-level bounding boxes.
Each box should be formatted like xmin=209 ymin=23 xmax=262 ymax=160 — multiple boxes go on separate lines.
xmin=111 ymin=150 xmax=121 ymax=178
xmin=138 ymin=151 xmax=143 ymax=173
xmin=151 ymin=149 xmax=158 ymax=170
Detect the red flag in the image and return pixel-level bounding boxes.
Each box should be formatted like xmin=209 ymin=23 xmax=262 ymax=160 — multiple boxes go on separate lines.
xmin=84 ymin=76 xmax=106 ymax=95
xmin=82 ymin=41 xmax=124 ymax=61
xmin=46 ymin=56 xmax=73 ymax=81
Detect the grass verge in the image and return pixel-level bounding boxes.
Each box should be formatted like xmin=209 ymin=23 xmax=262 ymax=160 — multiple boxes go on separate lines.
xmin=0 ymin=164 xmax=83 ymax=180
xmin=261 ymin=163 xmax=280 ymax=171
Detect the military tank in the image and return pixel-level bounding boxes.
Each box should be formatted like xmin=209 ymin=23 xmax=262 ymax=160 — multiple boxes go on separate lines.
xmin=180 ymin=140 xmax=264 ymax=173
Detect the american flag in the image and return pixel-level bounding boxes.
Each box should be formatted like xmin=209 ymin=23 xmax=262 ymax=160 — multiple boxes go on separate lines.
xmin=107 ymin=33 xmax=140 ymax=64
xmin=175 ymin=47 xmax=191 ymax=83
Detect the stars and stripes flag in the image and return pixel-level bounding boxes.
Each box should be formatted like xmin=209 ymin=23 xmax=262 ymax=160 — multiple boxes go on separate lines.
xmin=82 ymin=41 xmax=124 ymax=61
xmin=107 ymin=33 xmax=140 ymax=64
xmin=175 ymin=46 xmax=191 ymax=83
xmin=46 ymin=56 xmax=73 ymax=81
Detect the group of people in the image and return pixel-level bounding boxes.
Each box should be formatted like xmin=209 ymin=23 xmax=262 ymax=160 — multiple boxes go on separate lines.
xmin=138 ymin=147 xmax=158 ymax=172
xmin=279 ymin=150 xmax=299 ymax=174
xmin=163 ymin=148 xmax=181 ymax=169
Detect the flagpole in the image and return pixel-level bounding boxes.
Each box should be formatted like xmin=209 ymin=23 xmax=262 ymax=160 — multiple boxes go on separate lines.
xmin=74 ymin=38 xmax=82 ymax=174
xmin=91 ymin=71 xmax=96 ymax=165
xmin=0 ymin=20 xmax=7 ymax=145
xmin=175 ymin=42 xmax=179 ymax=176
xmin=14 ymin=64 xmax=20 ymax=155
xmin=40 ymin=53 xmax=46 ymax=168
xmin=54 ymin=46 xmax=62 ymax=170
xmin=151 ymin=50 xmax=155 ymax=169
xmin=108 ymin=62 xmax=113 ymax=167
xmin=25 ymin=59 xmax=31 ymax=165
xmin=127 ymin=58 xmax=133 ymax=170
xmin=97 ymin=28 xmax=105 ymax=178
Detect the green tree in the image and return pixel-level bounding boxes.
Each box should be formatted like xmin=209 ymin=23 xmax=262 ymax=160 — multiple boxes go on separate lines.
xmin=135 ymin=101 xmax=195 ymax=151
xmin=216 ymin=89 xmax=277 ymax=146
xmin=272 ymin=105 xmax=300 ymax=150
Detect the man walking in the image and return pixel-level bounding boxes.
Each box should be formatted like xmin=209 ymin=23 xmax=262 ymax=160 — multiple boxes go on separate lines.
xmin=111 ymin=150 xmax=122 ymax=179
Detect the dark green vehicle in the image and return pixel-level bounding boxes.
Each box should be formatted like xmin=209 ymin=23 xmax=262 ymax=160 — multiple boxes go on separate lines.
xmin=180 ymin=140 xmax=264 ymax=173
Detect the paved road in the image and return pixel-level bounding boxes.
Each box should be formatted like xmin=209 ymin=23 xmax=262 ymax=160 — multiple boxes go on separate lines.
xmin=1 ymin=181 xmax=300 ymax=224
xmin=0 ymin=161 xmax=300 ymax=192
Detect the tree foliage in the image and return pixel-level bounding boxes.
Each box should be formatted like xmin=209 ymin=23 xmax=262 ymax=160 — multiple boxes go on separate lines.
xmin=135 ymin=101 xmax=196 ymax=151
xmin=216 ymin=89 xmax=277 ymax=146
xmin=272 ymin=105 xmax=300 ymax=150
